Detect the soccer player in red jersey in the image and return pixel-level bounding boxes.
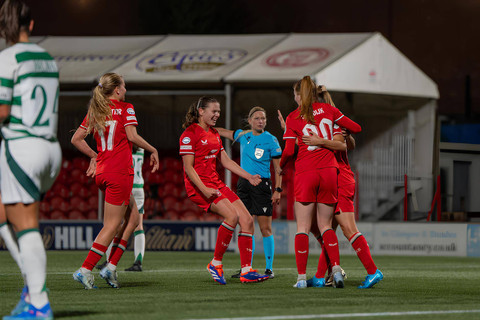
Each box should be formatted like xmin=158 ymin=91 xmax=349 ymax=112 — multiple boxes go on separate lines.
xmin=301 ymin=87 xmax=384 ymax=289
xmin=71 ymin=73 xmax=159 ymax=289
xmin=279 ymin=76 xmax=361 ymax=288
xmin=180 ymin=97 xmax=269 ymax=285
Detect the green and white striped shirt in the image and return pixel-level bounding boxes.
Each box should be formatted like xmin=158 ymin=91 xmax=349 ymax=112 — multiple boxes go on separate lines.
xmin=0 ymin=42 xmax=59 ymax=141
xmin=133 ymin=147 xmax=144 ymax=188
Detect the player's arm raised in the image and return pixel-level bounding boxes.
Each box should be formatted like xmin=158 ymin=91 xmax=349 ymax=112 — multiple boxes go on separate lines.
xmin=219 ymin=150 xmax=261 ymax=186
xmin=215 ymin=127 xmax=235 ymax=141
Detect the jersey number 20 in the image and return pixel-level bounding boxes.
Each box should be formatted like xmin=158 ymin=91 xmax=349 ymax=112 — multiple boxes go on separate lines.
xmin=302 ymin=119 xmax=333 ymax=151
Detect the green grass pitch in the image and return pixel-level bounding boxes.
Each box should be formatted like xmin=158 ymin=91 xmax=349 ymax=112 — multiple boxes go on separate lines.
xmin=1 ymin=251 xmax=479 ymax=319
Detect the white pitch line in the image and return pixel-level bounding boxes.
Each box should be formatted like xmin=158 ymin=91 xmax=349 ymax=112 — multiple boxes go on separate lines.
xmin=187 ymin=309 xmax=480 ymax=320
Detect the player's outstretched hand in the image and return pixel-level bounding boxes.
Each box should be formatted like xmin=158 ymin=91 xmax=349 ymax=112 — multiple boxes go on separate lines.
xmin=248 ymin=174 xmax=262 ymax=186
xmin=302 ymin=131 xmax=324 ymax=146
xmin=202 ymin=188 xmax=221 ymax=199
xmin=150 ymin=150 xmax=160 ymax=172
xmin=86 ymin=157 xmax=97 ymax=177
xmin=271 ymin=191 xmax=281 ymax=205
xmin=277 ymin=110 xmax=285 ymax=131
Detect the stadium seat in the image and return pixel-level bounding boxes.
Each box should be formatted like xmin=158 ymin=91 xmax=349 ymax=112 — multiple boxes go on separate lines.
xmin=77 ymin=200 xmax=90 ymax=212
xmin=55 ymin=170 xmax=68 ymax=184
xmin=71 ymin=183 xmax=83 ymax=196
xmin=78 ymin=186 xmax=90 ymax=198
xmin=39 ymin=201 xmax=50 ymax=214
xmin=164 ymin=210 xmax=179 ymax=221
xmin=39 ymin=211 xmax=49 ymax=220
xmin=72 ymin=157 xmax=89 ymax=171
xmin=87 ymin=196 xmax=98 ymax=210
xmin=180 ymin=210 xmax=197 ymax=221
xmin=70 ymin=168 xmax=83 ymax=181
xmin=68 ymin=210 xmax=86 ymax=220
xmin=86 ymin=210 xmax=98 ymax=220
xmin=162 ymin=196 xmax=177 ymax=211
xmin=49 ymin=196 xmax=63 ymax=211
xmin=69 ymin=196 xmax=83 ymax=208
xmin=50 ymin=210 xmax=66 ymax=220
xmin=58 ymin=200 xmax=70 ymax=213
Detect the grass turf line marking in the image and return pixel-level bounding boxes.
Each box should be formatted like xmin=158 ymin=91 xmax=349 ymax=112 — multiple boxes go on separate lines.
xmin=188 ymin=309 xmax=480 ymax=320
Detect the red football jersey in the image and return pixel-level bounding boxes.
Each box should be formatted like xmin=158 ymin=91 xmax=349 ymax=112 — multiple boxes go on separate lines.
xmin=332 ymin=124 xmax=355 ymax=186
xmin=80 ymin=99 xmax=137 ymax=175
xmin=283 ymin=103 xmax=344 ymax=173
xmin=179 ymin=123 xmax=226 ymax=196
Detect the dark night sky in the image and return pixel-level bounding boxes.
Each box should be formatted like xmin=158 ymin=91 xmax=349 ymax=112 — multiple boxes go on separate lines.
xmin=22 ymin=0 xmax=480 ymax=120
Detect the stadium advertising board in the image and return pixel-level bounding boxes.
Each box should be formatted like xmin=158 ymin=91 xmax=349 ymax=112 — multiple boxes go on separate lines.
xmin=1 ymin=222 xmax=478 ymax=256
xmin=0 ymin=222 xmax=235 ymax=252
xmin=374 ymin=223 xmax=467 ymax=256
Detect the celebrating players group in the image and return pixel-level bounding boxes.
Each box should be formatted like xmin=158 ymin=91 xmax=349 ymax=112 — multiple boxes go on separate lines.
xmin=0 ymin=0 xmax=382 ymax=319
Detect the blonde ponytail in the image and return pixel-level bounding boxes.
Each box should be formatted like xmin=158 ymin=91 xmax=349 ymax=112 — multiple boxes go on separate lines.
xmin=86 ymin=73 xmax=123 ymax=134
xmin=297 ymin=76 xmax=317 ymax=124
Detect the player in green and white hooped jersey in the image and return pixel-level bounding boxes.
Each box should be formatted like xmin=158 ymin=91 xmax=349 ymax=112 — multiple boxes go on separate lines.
xmin=125 ymin=146 xmax=146 ymax=271
xmin=0 ymin=1 xmax=61 ymax=319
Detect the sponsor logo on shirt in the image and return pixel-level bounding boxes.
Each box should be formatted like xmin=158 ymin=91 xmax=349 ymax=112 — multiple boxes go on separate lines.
xmin=201 ymin=139 xmax=208 ymax=145
xmin=180 ymin=145 xmax=192 ymax=150
xmin=205 ymin=155 xmax=216 ymax=159
xmin=112 ymin=108 xmax=122 ymax=115
xmin=313 ymin=108 xmax=324 ymax=116
xmin=126 ymin=116 xmax=137 ymax=121
xmin=127 ymin=108 xmax=135 ymax=115
xmin=182 ymin=137 xmax=191 ymax=144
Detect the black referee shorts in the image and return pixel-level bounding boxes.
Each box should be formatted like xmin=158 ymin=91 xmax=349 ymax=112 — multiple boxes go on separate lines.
xmin=236 ymin=177 xmax=273 ymax=216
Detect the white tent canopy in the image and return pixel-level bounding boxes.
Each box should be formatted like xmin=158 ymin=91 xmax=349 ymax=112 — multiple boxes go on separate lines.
xmin=1 ymin=32 xmax=439 ymax=99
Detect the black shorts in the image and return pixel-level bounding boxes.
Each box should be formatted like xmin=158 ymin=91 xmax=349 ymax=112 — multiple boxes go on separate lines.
xmin=236 ymin=177 xmax=273 ymax=216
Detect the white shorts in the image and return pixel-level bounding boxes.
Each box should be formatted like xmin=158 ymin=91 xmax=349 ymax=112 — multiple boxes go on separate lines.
xmin=132 ymin=187 xmax=145 ymax=214
xmin=0 ymin=138 xmax=61 ymax=204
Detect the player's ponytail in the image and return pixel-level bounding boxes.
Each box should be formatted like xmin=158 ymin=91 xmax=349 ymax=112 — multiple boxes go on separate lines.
xmin=183 ymin=96 xmax=219 ymax=129
xmin=86 ymin=73 xmax=122 ymax=134
xmin=0 ymin=0 xmax=31 ymax=44
xmin=317 ymin=85 xmax=336 ymax=107
xmin=297 ymin=76 xmax=317 ymax=124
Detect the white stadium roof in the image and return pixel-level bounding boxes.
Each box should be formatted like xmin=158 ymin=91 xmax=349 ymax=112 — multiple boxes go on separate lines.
xmin=1 ymin=32 xmax=438 ymax=99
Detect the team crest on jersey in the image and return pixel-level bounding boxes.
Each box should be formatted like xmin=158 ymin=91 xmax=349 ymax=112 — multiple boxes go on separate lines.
xmin=254 ymin=148 xmax=264 ymax=159
xmin=182 ymin=137 xmax=191 ymax=144
xmin=211 ymin=149 xmax=217 ymax=154
xmin=127 ymin=108 xmax=135 ymax=115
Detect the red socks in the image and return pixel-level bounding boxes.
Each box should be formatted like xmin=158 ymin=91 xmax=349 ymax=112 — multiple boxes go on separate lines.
xmin=321 ymin=229 xmax=340 ymax=267
xmin=213 ymin=222 xmax=234 ymax=262
xmin=294 ymin=233 xmax=309 ymax=274
xmin=109 ymin=239 xmax=128 ymax=266
xmin=108 ymin=237 xmax=121 ymax=262
xmin=82 ymin=242 xmax=107 ymax=271
xmin=238 ymin=232 xmax=253 ymax=269
xmin=315 ymin=237 xmax=330 ymax=279
xmin=350 ymin=232 xmax=377 ymax=274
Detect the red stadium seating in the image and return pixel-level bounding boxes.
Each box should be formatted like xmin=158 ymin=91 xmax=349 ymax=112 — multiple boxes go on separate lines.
xmin=86 ymin=210 xmax=98 ymax=220
xmin=68 ymin=210 xmax=86 ymax=220
xmin=69 ymin=196 xmax=83 ymax=208
xmin=50 ymin=210 xmax=66 ymax=220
